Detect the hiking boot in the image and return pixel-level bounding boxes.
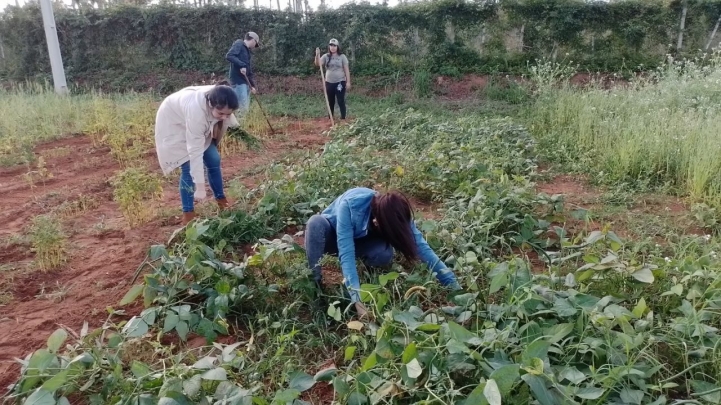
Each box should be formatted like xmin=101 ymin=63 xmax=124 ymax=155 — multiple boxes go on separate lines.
xmin=181 ymin=211 xmax=196 ymax=225
xmin=216 ymin=198 xmax=232 ymax=211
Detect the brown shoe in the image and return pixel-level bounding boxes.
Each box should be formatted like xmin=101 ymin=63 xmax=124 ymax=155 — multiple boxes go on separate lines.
xmin=181 ymin=211 xmax=196 ymax=225
xmin=216 ymin=198 xmax=232 ymax=211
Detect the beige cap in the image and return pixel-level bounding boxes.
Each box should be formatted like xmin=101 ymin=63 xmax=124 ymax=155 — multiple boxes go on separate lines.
xmin=247 ymin=31 xmax=261 ymax=48
xmin=329 ymin=38 xmax=339 ymax=46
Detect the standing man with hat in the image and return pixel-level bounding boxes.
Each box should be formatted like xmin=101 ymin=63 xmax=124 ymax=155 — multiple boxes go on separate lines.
xmin=225 ymin=31 xmax=261 ymax=115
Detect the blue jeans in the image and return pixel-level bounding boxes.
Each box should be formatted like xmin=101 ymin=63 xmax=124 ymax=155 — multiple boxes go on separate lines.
xmin=233 ymin=84 xmax=251 ymax=115
xmin=305 ymin=214 xmax=393 ymax=286
xmin=179 ymin=141 xmax=224 ymax=213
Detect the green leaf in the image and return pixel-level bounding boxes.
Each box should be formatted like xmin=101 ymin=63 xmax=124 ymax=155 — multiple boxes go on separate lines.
xmin=327 ymin=302 xmax=342 ymax=322
xmin=393 ymin=311 xmax=421 ymax=330
xmin=559 ymin=367 xmax=586 ymax=385
xmin=313 ymin=367 xmax=337 ymax=382
xmin=201 ymin=368 xmax=227 ymax=381
xmin=144 ymin=286 xmax=158 ymax=310
xmin=585 ymin=230 xmax=604 ymax=244
xmin=489 ymin=364 xmax=520 ymax=395
xmin=552 ymin=298 xmax=577 ymax=317
xmin=23 ymin=389 xmax=55 ymax=405
xmin=375 ymin=338 xmax=393 ymax=359
xmin=483 ymin=379 xmax=502 ymax=405
xmin=273 ymin=389 xmax=300 ymax=403
xmin=521 ymin=374 xmax=558 ymax=405
xmin=620 ymin=388 xmax=644 ymax=404
xmin=632 ymin=298 xmax=647 ymax=318
xmin=344 ymin=346 xmax=356 ymax=361
xmin=56 ymin=397 xmax=71 ymax=405
xmin=183 ymin=375 xmax=202 ymax=398
xmin=448 ymin=321 xmax=480 ymax=345
xmin=416 ymin=323 xmax=441 ymax=332
xmin=691 ymin=380 xmax=721 ymax=404
xmin=332 ymin=376 xmax=350 ymax=396
xmin=405 ymin=358 xmax=423 ymax=379
xmin=402 ymin=342 xmax=417 ymax=364
xmin=576 ymin=387 xmax=605 ymax=400
xmin=670 ymin=284 xmax=683 ymax=296
xmin=131 ymin=361 xmax=152 ymax=379
xmin=122 ymin=317 xmax=148 ymax=338
xmin=362 ymin=353 xmax=377 ymax=371
xmin=176 ymin=321 xmax=189 ymax=341
xmin=489 ymin=273 xmax=508 ymax=294
xmin=546 ymin=323 xmax=574 ymax=344
xmin=575 ymin=269 xmax=594 ymax=282
xmin=378 ymin=272 xmax=399 ymax=287
xmin=47 ymin=329 xmax=67 ymax=353
xmin=149 ymin=245 xmax=168 ymax=260
xmin=347 ymin=392 xmax=368 ymax=405
xmin=120 ymin=284 xmax=144 ymax=306
xmin=522 ymin=340 xmax=550 ymax=364
xmin=632 ymin=267 xmax=654 ymax=283
xmin=40 ymin=370 xmax=68 ymax=391
xmin=288 ymin=371 xmax=315 ymax=392
xmin=163 ymin=313 xmax=180 ymax=333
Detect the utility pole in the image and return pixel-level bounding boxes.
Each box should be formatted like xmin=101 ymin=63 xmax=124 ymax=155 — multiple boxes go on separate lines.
xmin=39 ymin=0 xmax=68 ymax=95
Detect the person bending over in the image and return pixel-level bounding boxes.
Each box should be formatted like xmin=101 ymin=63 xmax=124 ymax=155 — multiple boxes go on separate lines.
xmin=154 ymin=82 xmax=239 ymax=225
xmin=305 ymin=187 xmax=462 ymax=318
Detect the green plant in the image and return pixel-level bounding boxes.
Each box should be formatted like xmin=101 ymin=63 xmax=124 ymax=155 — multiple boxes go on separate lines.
xmin=412 ymin=70 xmax=432 ymax=99
xmin=111 ymin=167 xmax=164 ymax=227
xmin=28 ymin=214 xmax=66 ymax=271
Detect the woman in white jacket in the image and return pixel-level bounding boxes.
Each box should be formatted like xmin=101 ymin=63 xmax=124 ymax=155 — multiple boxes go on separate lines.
xmin=154 ymin=83 xmax=240 ymax=224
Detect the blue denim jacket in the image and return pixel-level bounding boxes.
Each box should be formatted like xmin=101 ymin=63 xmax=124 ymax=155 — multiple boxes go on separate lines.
xmin=321 ymin=187 xmax=461 ymax=302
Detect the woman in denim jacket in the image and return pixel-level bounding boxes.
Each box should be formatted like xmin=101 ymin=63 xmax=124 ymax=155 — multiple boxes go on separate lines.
xmin=305 ymin=187 xmax=462 ymax=318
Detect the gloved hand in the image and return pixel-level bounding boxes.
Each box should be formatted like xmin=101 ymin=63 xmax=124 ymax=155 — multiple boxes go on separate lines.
xmin=194 ymin=184 xmax=207 ymax=201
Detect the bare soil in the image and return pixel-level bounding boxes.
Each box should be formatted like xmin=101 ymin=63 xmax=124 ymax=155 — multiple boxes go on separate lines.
xmin=0 ymin=118 xmax=330 ymax=390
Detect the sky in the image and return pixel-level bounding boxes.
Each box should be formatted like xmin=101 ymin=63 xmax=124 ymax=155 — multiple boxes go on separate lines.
xmin=0 ymin=0 xmax=401 ymax=12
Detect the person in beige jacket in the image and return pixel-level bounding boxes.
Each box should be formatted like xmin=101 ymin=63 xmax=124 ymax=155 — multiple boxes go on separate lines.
xmin=154 ymin=82 xmax=240 ymax=224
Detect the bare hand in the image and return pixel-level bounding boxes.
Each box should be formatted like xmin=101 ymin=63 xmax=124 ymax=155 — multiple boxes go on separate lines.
xmin=251 ymin=87 xmax=257 ymax=95
xmin=240 ymin=68 xmax=247 ymax=75
xmin=346 ymin=82 xmax=352 ymax=91
xmin=315 ymin=47 xmax=320 ymax=56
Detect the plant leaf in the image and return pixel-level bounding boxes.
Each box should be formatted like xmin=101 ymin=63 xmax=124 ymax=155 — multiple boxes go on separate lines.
xmin=314 ymin=367 xmax=337 ymax=382
xmin=288 ymin=371 xmax=315 ymax=392
xmin=273 ymin=389 xmax=300 ymax=403
xmin=405 ymin=358 xmax=423 ymax=379
xmin=347 ymin=321 xmax=364 ymax=331
xmin=183 ymin=375 xmax=202 ymax=398
xmin=490 ymin=364 xmax=520 ymax=395
xmin=122 ymin=317 xmax=148 ymax=338
xmin=620 ymin=388 xmax=644 ymax=404
xmin=176 ymin=321 xmax=189 ymax=341
xmin=23 ymin=389 xmax=55 ymax=405
xmin=131 ymin=361 xmax=153 ymax=379
xmin=47 ymin=329 xmax=67 ymax=353
xmin=344 ymin=346 xmax=356 ymax=361
xmin=402 ymin=342 xmax=417 ymax=364
xmin=576 ymin=387 xmax=605 ymax=400
xmin=120 ymin=284 xmax=144 ymax=306
xmin=201 ymin=368 xmax=227 ymax=381
xmin=632 ymin=267 xmax=654 ymax=283
xmin=347 ymin=392 xmax=368 ymax=405
xmin=521 ymin=374 xmax=558 ymax=405
xmin=40 ymin=370 xmax=68 ymax=391
xmin=483 ymin=379 xmax=502 ymax=405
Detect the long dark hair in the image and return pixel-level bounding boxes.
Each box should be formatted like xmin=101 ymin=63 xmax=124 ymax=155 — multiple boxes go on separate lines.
xmin=370 ymin=191 xmax=419 ymax=262
xmin=205 ymin=83 xmax=239 ymax=110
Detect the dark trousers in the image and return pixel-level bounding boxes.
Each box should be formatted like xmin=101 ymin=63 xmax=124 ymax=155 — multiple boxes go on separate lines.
xmin=305 ymin=214 xmax=393 ymax=284
xmin=325 ymin=81 xmax=347 ymax=119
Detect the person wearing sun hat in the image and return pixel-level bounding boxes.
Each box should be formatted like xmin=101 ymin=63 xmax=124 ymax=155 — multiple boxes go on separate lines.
xmin=315 ymin=38 xmax=351 ymax=120
xmin=225 ymin=31 xmax=262 ymax=115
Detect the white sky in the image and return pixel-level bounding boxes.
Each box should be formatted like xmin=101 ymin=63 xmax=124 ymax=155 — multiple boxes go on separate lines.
xmin=0 ymin=0 xmax=400 ymax=12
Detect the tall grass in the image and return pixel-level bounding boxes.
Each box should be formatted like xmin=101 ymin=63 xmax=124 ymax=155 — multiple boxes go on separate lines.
xmin=529 ymin=55 xmax=721 ymax=206
xmin=0 ymin=82 xmax=155 ymax=166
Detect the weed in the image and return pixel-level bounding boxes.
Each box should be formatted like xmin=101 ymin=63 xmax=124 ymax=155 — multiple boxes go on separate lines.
xmin=28 ymin=214 xmax=67 ymax=271
xmin=412 ymin=70 xmax=432 ymax=98
xmin=23 ymin=156 xmax=53 ymax=190
xmin=111 ymin=167 xmax=164 ymax=227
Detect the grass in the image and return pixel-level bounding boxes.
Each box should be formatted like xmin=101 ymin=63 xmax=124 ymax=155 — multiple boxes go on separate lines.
xmin=529 ymin=54 xmax=721 ymax=210
xmin=28 ymin=214 xmax=67 ymax=271
xmin=0 ymin=82 xmax=156 ymax=166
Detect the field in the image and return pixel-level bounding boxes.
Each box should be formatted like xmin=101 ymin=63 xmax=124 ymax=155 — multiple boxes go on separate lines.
xmin=1 ymin=61 xmax=721 ymax=405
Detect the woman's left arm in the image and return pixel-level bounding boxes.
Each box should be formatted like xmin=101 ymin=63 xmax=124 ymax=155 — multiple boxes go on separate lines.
xmin=411 ymin=221 xmax=461 ymax=289
xmin=343 ymin=55 xmax=351 ymax=90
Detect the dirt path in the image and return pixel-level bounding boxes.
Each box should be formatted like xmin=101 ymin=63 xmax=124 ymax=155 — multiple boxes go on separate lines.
xmin=0 ymin=118 xmax=330 ymax=390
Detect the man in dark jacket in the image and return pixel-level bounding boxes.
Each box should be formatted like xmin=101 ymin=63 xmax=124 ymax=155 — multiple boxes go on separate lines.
xmin=226 ymin=31 xmax=261 ymax=114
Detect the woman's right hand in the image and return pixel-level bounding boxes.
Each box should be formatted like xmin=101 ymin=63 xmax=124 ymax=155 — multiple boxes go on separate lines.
xmin=194 ymin=185 xmax=207 ymax=201
xmin=315 ymin=47 xmax=320 ymax=56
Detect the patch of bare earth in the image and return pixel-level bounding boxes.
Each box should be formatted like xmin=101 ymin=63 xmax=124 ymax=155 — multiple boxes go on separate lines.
xmin=0 ymin=118 xmax=331 ymax=390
